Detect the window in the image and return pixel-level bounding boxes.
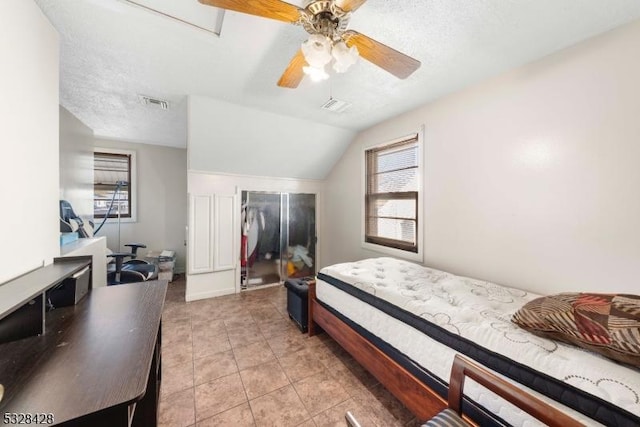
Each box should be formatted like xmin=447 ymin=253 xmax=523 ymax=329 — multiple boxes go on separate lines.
xmin=94 ymin=150 xmax=136 ymax=219
xmin=365 ymin=135 xmax=419 ymax=253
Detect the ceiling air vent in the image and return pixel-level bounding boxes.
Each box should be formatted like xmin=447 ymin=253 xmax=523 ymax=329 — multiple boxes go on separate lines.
xmin=321 ymin=97 xmax=351 ymax=113
xmin=138 ymin=95 xmax=169 ymax=110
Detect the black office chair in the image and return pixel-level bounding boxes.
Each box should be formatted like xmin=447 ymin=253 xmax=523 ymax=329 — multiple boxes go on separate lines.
xmin=59 ymin=200 xmax=158 ymax=285
xmin=106 ymin=243 xmax=158 ymax=285
xmin=60 ymin=200 xmax=94 ymax=238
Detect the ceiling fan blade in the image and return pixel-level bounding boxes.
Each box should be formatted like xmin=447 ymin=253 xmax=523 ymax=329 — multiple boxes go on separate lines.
xmin=343 ymin=30 xmax=421 ymax=79
xmin=198 ymin=0 xmax=301 ymax=23
xmin=278 ymin=49 xmax=307 ymax=88
xmin=335 ymin=0 xmax=368 ymax=12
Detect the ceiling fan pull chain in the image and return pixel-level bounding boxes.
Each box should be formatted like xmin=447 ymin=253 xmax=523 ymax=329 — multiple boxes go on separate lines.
xmin=329 ymin=78 xmax=333 ymax=101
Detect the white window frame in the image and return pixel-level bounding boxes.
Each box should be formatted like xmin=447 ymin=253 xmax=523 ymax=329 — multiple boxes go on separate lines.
xmin=93 ymin=147 xmax=138 ymax=223
xmin=361 ymin=127 xmax=424 ymax=262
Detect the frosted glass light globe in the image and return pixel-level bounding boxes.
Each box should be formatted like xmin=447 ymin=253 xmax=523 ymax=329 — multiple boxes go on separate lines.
xmin=302 ymin=65 xmax=329 ymax=82
xmin=332 ymin=41 xmax=358 ymax=73
xmin=301 ymin=34 xmax=332 ymax=68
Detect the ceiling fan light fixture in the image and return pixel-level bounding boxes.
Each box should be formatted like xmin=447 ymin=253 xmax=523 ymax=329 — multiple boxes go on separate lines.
xmin=301 ymin=34 xmax=332 ymax=68
xmin=331 ymin=41 xmax=358 ymax=73
xmin=200 ymin=0 xmax=421 ymax=89
xmin=303 ymin=65 xmax=330 ymax=82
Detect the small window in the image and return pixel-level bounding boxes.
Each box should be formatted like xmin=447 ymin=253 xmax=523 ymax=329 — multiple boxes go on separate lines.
xmin=365 ymin=135 xmax=419 ymax=253
xmin=94 ymin=151 xmax=133 ymax=219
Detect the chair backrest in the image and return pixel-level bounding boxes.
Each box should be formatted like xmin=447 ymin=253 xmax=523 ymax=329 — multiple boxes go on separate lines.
xmin=60 ymin=200 xmax=77 ymax=223
xmin=448 ymin=354 xmax=583 ymax=427
xmin=59 ymin=200 xmax=94 ymax=238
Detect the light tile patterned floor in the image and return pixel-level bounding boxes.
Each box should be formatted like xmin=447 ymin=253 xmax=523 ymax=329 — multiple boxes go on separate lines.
xmin=159 ymin=277 xmax=420 ymax=427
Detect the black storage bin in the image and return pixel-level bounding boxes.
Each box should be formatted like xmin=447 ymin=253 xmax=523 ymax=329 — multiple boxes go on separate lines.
xmin=46 ymin=266 xmax=91 ymax=310
xmin=284 ymin=279 xmax=309 ymax=333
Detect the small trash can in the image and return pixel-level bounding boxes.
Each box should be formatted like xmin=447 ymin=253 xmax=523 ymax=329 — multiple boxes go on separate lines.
xmin=284 ymin=279 xmax=309 ymax=333
xmin=145 ymin=250 xmax=176 ymax=282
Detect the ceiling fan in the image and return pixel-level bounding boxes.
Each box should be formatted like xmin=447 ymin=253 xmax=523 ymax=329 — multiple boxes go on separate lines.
xmin=198 ymin=0 xmax=421 ymax=88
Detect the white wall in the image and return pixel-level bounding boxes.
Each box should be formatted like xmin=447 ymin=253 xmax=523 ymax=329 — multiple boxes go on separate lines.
xmin=60 ymin=106 xmax=94 ymax=219
xmin=95 ymin=138 xmax=188 ymax=273
xmin=186 ymin=94 xmax=335 ymax=301
xmin=0 ymin=0 xmax=59 ymax=284
xmin=323 ymin=20 xmax=640 ymax=295
xmin=188 ymin=95 xmax=355 ymax=180
xmin=187 ymin=171 xmax=323 ymax=301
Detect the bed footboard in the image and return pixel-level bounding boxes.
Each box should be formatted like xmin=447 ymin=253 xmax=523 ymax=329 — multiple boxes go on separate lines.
xmin=308 ymin=281 xmax=446 ymax=420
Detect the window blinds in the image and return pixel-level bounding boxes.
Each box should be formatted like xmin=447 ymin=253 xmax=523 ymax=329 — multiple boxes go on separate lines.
xmin=365 ymin=136 xmax=419 ymax=252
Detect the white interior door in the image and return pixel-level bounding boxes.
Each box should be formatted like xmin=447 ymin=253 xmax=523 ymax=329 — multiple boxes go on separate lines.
xmin=213 ymin=194 xmax=236 ymax=271
xmin=188 ymin=194 xmax=214 ymax=275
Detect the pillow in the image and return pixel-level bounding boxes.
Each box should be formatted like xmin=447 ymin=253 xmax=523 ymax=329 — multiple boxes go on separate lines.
xmin=512 ymin=293 xmax=640 ymax=367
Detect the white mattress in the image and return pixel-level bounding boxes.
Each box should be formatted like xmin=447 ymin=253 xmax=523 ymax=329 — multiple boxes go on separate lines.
xmin=317 ymin=257 xmax=640 ymax=426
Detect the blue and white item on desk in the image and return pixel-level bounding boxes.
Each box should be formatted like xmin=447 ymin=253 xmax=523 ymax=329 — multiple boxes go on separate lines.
xmin=60 ymin=232 xmax=79 ymax=246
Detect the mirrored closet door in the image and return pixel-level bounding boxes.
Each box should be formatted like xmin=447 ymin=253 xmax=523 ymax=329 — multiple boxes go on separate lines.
xmin=240 ymin=191 xmax=316 ymax=290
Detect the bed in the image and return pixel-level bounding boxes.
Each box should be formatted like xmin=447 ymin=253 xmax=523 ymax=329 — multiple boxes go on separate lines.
xmin=308 ymin=257 xmax=640 ymax=426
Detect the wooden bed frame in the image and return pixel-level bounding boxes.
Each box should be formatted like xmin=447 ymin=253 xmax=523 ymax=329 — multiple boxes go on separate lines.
xmin=307 ymin=280 xmax=447 ymax=421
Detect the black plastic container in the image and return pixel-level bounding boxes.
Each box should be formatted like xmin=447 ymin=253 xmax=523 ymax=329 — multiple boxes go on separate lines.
xmin=284 ymin=279 xmax=309 ymax=333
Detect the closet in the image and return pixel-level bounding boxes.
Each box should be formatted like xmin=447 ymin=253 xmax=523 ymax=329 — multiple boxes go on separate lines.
xmin=240 ymin=191 xmax=316 ymax=290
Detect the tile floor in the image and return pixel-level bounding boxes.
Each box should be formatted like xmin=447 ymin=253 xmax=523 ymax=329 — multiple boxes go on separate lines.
xmin=159 ymin=277 xmax=421 ymax=427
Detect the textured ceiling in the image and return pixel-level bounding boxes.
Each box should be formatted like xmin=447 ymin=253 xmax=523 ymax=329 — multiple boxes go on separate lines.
xmin=35 ymin=0 xmax=640 ymax=148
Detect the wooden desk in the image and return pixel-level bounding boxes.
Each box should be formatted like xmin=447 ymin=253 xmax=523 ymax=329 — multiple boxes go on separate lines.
xmin=0 ymin=259 xmax=91 ymax=321
xmin=0 ymin=280 xmax=167 ymax=426
xmin=60 ymin=237 xmax=107 ymax=288
xmin=0 ymin=258 xmax=92 ymax=343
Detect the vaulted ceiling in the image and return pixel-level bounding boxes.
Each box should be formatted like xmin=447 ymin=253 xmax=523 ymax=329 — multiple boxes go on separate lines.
xmin=35 ymin=0 xmax=640 ymax=148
